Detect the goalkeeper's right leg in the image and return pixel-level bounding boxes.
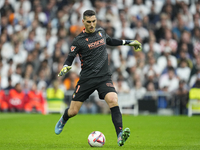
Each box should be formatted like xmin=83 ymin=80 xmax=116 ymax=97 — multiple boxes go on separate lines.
xmin=55 ymin=101 xmax=83 ymax=135
xmin=55 ymin=108 xmax=70 ymax=135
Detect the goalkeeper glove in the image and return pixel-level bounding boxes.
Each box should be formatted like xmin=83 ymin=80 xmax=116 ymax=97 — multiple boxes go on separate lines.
xmin=123 ymin=40 xmax=142 ymax=52
xmin=58 ymin=65 xmax=72 ymax=77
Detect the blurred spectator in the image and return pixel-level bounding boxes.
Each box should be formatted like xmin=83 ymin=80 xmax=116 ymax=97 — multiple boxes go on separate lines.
xmin=157 ymin=47 xmax=177 ymax=74
xmin=143 ymin=30 xmax=161 ymax=55
xmin=193 ymin=33 xmax=200 ymax=57
xmin=29 ymin=20 xmax=46 ymax=46
xmin=46 ymin=80 xmax=65 ymax=113
xmin=162 ymin=3 xmax=175 ymax=21
xmin=112 ymin=67 xmax=129 ymax=83
xmin=190 ymin=69 xmax=200 ymax=88
xmin=177 ymin=50 xmax=193 ymax=70
xmin=0 ymin=0 xmax=14 ymax=16
xmin=172 ymin=13 xmax=190 ymax=41
xmin=112 ymin=46 xmax=129 ymax=73
xmin=105 ymin=6 xmax=120 ymax=32
xmin=21 ymin=78 xmax=33 ymax=94
xmin=174 ymin=80 xmax=189 ymax=115
xmin=1 ymin=83 xmax=26 ymax=112
xmin=155 ymin=13 xmax=171 ymax=42
xmin=190 ymin=12 xmax=200 ymax=31
xmin=176 ymin=59 xmax=191 ymax=82
xmin=38 ymin=59 xmax=51 ymax=81
xmin=3 ymin=76 xmax=13 ymax=95
xmin=132 ymin=80 xmax=146 ymax=100
xmin=63 ymin=71 xmax=79 ymax=91
xmin=12 ymin=42 xmax=28 ymax=65
xmin=144 ymin=70 xmax=159 ymax=90
xmin=22 ymin=62 xmax=34 ymax=80
xmin=161 ymin=58 xmax=175 ymax=75
xmin=177 ymin=31 xmax=194 ymax=58
xmin=190 ymin=56 xmax=200 ymax=78
xmin=157 ymin=86 xmax=170 ymax=109
xmin=189 ymin=1 xmax=200 ymax=15
xmin=144 ymin=81 xmax=157 ymax=101
xmin=114 ymin=77 xmax=130 ymax=94
xmin=143 ymin=56 xmax=160 ymax=78
xmin=1 ymin=58 xmax=15 ymax=88
xmin=161 ymin=0 xmax=177 ymax=21
xmin=181 ymin=1 xmax=193 ymax=29
xmin=159 ymin=66 xmax=179 ymax=92
xmin=119 ymin=18 xmax=134 ymax=39
xmin=42 ymin=31 xmax=58 ymax=58
xmin=78 ymin=95 xmax=99 ymax=114
xmin=160 ymin=28 xmax=178 ymax=55
xmin=0 ymin=90 xmax=5 ymax=110
xmin=188 ymin=80 xmax=200 ymax=114
xmin=13 ymin=24 xmax=26 ymax=43
xmin=43 ymin=0 xmax=57 ymax=22
xmin=1 ymin=34 xmax=15 ymax=60
xmin=14 ymin=0 xmax=31 ymax=15
xmin=0 ymin=90 xmax=6 ymax=112
xmin=147 ymin=2 xmax=160 ymax=27
xmin=23 ymin=30 xmax=36 ymax=52
xmin=129 ymin=0 xmax=150 ymax=19
xmin=132 ymin=19 xmax=149 ymax=41
xmin=28 ymin=4 xmax=47 ymax=25
xmin=12 ymin=64 xmax=23 ymax=86
xmin=24 ymin=82 xmax=46 ymax=114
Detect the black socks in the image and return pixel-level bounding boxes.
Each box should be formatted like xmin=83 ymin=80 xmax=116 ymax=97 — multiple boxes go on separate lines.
xmin=63 ymin=106 xmax=123 ymax=136
xmin=110 ymin=106 xmax=123 ymax=136
xmin=63 ymin=108 xmax=70 ymax=122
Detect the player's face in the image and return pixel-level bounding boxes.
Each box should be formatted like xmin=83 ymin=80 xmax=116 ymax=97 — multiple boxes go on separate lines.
xmin=83 ymin=15 xmax=97 ymax=33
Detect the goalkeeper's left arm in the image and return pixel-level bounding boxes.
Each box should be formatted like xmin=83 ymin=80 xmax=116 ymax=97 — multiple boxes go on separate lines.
xmin=58 ymin=55 xmax=75 ymax=77
xmin=106 ymin=38 xmax=142 ymax=52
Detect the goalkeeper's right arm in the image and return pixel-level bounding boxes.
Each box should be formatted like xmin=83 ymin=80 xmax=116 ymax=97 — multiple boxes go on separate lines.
xmin=58 ymin=55 xmax=75 ymax=77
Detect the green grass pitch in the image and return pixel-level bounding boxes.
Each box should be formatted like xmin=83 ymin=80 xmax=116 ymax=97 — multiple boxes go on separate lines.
xmin=0 ymin=113 xmax=200 ymax=150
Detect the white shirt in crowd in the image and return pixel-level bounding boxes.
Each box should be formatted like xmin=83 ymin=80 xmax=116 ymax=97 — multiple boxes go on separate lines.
xmin=159 ymin=74 xmax=179 ymax=92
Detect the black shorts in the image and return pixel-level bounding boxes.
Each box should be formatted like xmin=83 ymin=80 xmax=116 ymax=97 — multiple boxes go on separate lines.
xmin=71 ymin=75 xmax=117 ymax=102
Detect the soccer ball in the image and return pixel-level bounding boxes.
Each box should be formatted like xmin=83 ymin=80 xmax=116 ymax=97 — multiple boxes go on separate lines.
xmin=88 ymin=131 xmax=106 ymax=147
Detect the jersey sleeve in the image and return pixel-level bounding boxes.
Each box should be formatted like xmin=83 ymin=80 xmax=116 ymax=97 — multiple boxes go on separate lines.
xmin=106 ymin=33 xmax=112 ymax=43
xmin=68 ymin=38 xmax=81 ymax=57
xmin=101 ymin=28 xmax=122 ymax=45
xmin=105 ymin=31 xmax=112 ymax=43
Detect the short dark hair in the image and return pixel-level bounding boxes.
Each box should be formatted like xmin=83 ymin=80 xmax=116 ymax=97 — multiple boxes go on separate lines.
xmin=83 ymin=10 xmax=96 ymax=19
xmin=168 ymin=66 xmax=174 ymax=72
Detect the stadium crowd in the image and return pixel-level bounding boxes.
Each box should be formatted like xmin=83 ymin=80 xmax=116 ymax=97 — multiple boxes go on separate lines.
xmin=0 ymin=0 xmax=200 ymax=115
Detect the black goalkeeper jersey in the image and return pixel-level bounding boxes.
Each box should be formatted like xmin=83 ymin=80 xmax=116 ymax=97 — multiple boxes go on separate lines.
xmin=68 ymin=27 xmax=113 ymax=80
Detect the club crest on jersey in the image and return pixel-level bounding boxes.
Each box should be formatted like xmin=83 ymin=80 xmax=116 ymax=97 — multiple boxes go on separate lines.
xmin=73 ymin=93 xmax=75 ymax=98
xmin=71 ymin=46 xmax=76 ymax=52
xmin=98 ymin=31 xmax=102 ymax=37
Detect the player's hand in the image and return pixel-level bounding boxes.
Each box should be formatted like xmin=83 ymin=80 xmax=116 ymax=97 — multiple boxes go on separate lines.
xmin=126 ymin=40 xmax=142 ymax=52
xmin=58 ymin=65 xmax=72 ymax=77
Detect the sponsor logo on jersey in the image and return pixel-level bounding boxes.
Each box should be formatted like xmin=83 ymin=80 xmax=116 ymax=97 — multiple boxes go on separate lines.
xmin=88 ymin=39 xmax=105 ymax=49
xmin=71 ymin=46 xmax=76 ymax=52
xmin=98 ymin=31 xmax=102 ymax=37
xmin=10 ymin=98 xmax=22 ymax=105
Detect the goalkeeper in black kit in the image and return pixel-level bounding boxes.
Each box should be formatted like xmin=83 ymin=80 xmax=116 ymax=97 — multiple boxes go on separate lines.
xmin=55 ymin=10 xmax=141 ymax=146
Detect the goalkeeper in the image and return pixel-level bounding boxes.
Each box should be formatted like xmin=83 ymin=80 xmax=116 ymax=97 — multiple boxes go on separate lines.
xmin=55 ymin=10 xmax=141 ymax=147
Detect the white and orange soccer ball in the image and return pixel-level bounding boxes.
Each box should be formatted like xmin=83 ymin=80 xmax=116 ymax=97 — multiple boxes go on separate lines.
xmin=88 ymin=131 xmax=106 ymax=147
